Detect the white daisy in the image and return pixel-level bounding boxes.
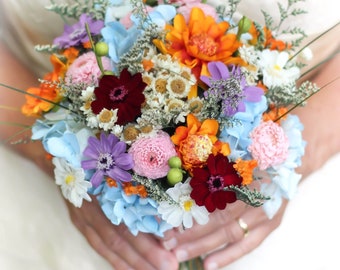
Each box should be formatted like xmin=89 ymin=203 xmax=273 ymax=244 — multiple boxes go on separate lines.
xmin=52 ymin=157 xmax=92 ymax=207
xmin=158 ymin=181 xmax=209 ymax=229
xmin=258 ymin=49 xmax=300 ymax=88
xmin=97 ymin=108 xmax=119 ymax=131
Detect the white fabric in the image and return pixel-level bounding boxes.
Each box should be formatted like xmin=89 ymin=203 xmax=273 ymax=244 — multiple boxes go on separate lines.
xmin=0 ymin=0 xmax=340 ymax=269
xmin=1 ymin=145 xmax=340 ymax=270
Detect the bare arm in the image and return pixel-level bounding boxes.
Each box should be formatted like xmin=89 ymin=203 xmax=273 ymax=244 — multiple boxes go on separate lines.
xmin=0 ymin=41 xmax=54 ymax=175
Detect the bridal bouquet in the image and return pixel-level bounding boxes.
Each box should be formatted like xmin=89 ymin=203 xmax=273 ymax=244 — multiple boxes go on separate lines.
xmin=21 ymin=0 xmax=318 ymax=237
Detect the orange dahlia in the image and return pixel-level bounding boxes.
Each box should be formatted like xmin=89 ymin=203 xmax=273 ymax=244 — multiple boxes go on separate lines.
xmin=171 ymin=114 xmax=229 ymax=172
xmin=154 ymin=7 xmax=243 ymax=79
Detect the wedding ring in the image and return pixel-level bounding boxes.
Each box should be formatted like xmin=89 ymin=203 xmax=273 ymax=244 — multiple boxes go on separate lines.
xmin=237 ymin=218 xmax=249 ymax=238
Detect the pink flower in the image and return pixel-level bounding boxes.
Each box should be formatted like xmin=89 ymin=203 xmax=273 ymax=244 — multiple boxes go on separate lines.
xmin=248 ymin=121 xmax=289 ymax=170
xmin=177 ymin=3 xmax=218 ymax=22
xmin=65 ymin=51 xmax=112 ymax=85
xmin=128 ymin=131 xmax=177 ymax=179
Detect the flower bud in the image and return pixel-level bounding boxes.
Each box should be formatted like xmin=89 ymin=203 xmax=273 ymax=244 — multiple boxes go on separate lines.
xmin=168 ymin=156 xmax=182 ymax=168
xmin=95 ymin=41 xmax=109 ymax=57
xmin=237 ymin=16 xmax=252 ymax=36
xmin=167 ymin=168 xmax=183 ymax=186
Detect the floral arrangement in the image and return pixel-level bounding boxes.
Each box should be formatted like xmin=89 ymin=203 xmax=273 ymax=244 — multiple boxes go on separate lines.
xmin=19 ymin=0 xmax=319 ymax=237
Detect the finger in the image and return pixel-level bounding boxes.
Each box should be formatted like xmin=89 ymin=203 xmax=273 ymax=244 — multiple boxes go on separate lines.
xmin=83 ymin=224 xmax=133 ymax=270
xmin=163 ymin=200 xmax=248 ymax=249
xmin=114 ymin=225 xmax=178 ymax=270
xmin=203 ymin=224 xmax=269 ymax=270
xmin=203 ymin=202 xmax=288 ymax=269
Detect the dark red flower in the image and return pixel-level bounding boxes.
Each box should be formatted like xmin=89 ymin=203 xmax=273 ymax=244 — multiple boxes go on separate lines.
xmin=190 ymin=153 xmax=242 ymax=212
xmin=91 ymin=68 xmax=146 ymax=125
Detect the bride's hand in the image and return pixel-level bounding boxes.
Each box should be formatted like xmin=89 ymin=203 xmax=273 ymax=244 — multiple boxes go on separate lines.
xmin=162 ymin=200 xmax=288 ymax=270
xmin=65 ymin=197 xmax=178 ymax=270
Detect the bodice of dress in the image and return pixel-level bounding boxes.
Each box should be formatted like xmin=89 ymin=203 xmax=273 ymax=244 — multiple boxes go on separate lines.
xmin=0 ymin=0 xmax=339 ymax=76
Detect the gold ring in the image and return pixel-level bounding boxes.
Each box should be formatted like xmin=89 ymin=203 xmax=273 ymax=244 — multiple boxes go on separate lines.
xmin=237 ymin=218 xmax=249 ymax=238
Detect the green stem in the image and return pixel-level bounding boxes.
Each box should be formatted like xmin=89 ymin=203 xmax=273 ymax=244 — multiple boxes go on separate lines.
xmin=274 ymin=76 xmax=340 ymax=122
xmin=85 ymin=23 xmax=105 ymax=74
xmin=289 ymin=22 xmax=339 ymax=62
xmin=0 ymin=83 xmax=79 ymax=116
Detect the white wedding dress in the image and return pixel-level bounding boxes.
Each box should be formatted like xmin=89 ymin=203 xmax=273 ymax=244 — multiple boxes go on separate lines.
xmin=0 ymin=0 xmax=339 ymax=269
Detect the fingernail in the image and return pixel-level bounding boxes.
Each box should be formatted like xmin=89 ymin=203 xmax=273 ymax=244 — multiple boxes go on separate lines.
xmin=206 ymin=262 xmax=218 ymax=270
xmin=163 ymin=238 xmax=177 ymax=250
xmin=160 ymin=261 xmax=172 ymax=270
xmin=175 ymin=249 xmax=188 ymax=262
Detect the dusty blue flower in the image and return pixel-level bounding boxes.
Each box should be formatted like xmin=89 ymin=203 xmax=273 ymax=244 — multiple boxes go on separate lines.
xmin=54 ymin=13 xmax=104 ymax=48
xmin=219 ymin=96 xmax=268 ymax=161
xmin=261 ymin=114 xmax=306 ymax=218
xmin=101 ymin=21 xmax=140 ymax=64
xmin=201 ymin=61 xmax=264 ymax=117
xmin=130 ymin=5 xmax=176 ymax=30
xmin=99 ymin=183 xmax=172 ymax=236
xmin=81 ymin=132 xmax=133 ymax=187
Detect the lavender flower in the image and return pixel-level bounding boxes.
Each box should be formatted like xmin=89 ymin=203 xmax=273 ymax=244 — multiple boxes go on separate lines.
xmin=54 ymin=13 xmax=104 ymax=48
xmin=201 ymin=61 xmax=264 ymax=117
xmin=81 ymin=132 xmax=133 ymax=187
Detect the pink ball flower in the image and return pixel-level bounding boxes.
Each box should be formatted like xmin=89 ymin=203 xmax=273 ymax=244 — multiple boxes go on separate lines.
xmin=177 ymin=3 xmax=218 ymax=22
xmin=65 ymin=51 xmax=112 ymax=85
xmin=128 ymin=131 xmax=177 ymax=179
xmin=248 ymin=120 xmax=289 ymax=170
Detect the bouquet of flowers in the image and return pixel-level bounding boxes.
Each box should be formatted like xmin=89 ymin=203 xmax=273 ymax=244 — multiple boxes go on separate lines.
xmin=20 ymin=0 xmax=319 ymax=240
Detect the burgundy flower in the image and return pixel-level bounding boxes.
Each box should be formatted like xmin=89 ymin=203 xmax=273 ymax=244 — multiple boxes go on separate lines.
xmin=190 ymin=153 xmax=242 ymax=212
xmin=91 ymin=69 xmax=146 ymax=125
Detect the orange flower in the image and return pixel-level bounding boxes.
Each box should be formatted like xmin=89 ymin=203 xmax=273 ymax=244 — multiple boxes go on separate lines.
xmin=263 ymin=27 xmax=291 ymax=51
xmin=122 ymin=182 xmax=148 ymax=198
xmin=262 ymin=105 xmax=288 ymax=123
xmin=171 ymin=114 xmax=229 ymax=172
xmin=22 ymin=48 xmax=79 ymax=117
xmin=153 ymin=8 xmax=243 ymax=79
xmin=233 ymin=158 xmax=257 ymax=185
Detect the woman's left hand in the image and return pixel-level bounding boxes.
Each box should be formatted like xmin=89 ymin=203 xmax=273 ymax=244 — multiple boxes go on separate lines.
xmin=162 ymin=200 xmax=288 ymax=270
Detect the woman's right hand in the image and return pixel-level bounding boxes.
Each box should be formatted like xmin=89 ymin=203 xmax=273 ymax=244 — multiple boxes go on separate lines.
xmin=65 ymin=197 xmax=178 ymax=270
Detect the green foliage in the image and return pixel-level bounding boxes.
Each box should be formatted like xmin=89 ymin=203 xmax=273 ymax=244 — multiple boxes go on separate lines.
xmin=47 ymin=0 xmax=109 ymax=20
xmin=225 ymin=185 xmax=270 ymax=207
xmin=261 ymin=0 xmax=307 ymax=49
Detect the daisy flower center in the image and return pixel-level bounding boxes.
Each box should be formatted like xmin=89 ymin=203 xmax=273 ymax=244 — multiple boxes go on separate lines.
xmin=97 ymin=153 xmax=114 ymax=171
xmin=65 ymin=174 xmax=75 ymax=185
xmin=109 ymin=86 xmax=128 ymax=101
xmin=189 ymin=33 xmax=218 ymax=57
xmin=207 ymin=175 xmax=224 ymax=193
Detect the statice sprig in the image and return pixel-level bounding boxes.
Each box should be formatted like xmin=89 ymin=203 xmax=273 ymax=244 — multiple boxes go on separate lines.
xmin=225 ymin=185 xmax=270 ymax=207
xmin=47 ymin=0 xmax=109 ymax=20
xmin=266 ymin=81 xmax=319 ymax=107
xmin=132 ymin=173 xmax=176 ymax=204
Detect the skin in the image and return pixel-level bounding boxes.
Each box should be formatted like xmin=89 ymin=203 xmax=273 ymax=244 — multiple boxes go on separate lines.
xmin=1 ymin=27 xmax=339 ymax=270
xmin=162 ymin=49 xmax=340 ymax=269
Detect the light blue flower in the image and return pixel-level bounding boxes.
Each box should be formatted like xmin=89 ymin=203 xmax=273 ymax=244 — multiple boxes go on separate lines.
xmin=130 ymin=5 xmax=176 ymax=30
xmin=32 ymin=120 xmax=93 ymax=167
xmin=219 ymin=96 xmax=268 ymax=160
xmin=100 ymin=183 xmax=172 ymax=237
xmin=101 ymin=21 xmax=140 ymax=64
xmin=261 ymin=114 xmax=306 ymax=218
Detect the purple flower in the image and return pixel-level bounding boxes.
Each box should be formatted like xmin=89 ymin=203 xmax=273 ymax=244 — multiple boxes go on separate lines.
xmin=81 ymin=132 xmax=133 ymax=187
xmin=201 ymin=61 xmax=264 ymax=117
xmin=54 ymin=13 xmax=104 ymax=48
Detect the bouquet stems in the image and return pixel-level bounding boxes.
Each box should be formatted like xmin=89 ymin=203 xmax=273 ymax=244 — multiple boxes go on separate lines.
xmin=179 ymin=256 xmax=204 ymax=270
